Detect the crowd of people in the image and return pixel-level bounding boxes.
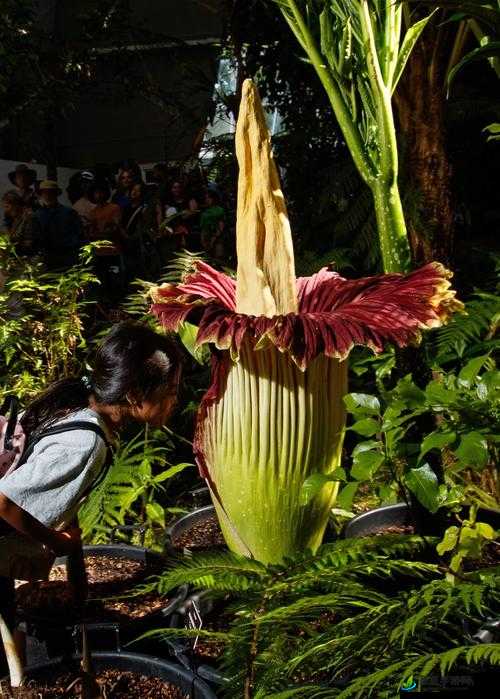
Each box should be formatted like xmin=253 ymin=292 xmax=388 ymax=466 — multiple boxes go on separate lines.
xmin=2 ymin=160 xmax=229 ymax=307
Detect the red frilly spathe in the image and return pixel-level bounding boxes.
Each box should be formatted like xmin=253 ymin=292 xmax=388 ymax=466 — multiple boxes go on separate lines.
xmin=151 ymin=261 xmax=462 ymax=371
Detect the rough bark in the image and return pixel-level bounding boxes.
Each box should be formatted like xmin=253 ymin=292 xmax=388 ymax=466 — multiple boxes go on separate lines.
xmin=395 ymin=18 xmax=456 ymax=267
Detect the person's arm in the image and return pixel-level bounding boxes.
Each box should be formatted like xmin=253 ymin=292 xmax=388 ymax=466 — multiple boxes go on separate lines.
xmin=0 ymin=492 xmax=80 ymax=556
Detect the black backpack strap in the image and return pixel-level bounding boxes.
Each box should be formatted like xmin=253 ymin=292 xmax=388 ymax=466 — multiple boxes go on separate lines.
xmin=1 ymin=395 xmax=19 ymax=450
xmin=19 ymin=421 xmax=110 ymax=468
xmin=19 ymin=421 xmax=113 ymax=499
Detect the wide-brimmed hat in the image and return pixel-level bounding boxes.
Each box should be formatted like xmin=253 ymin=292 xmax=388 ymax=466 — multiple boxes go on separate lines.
xmin=39 ymin=179 xmax=62 ymax=195
xmin=8 ymin=163 xmax=37 ymax=186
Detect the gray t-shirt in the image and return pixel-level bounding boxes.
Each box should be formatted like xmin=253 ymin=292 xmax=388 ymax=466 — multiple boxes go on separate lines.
xmin=0 ymin=408 xmax=110 ymax=528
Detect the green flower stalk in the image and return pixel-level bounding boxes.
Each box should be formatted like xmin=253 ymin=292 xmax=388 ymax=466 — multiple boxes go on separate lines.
xmin=151 ymin=80 xmax=461 ymax=563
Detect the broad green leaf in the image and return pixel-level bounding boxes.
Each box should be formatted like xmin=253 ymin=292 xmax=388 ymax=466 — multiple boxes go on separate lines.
xmin=475 ymin=522 xmax=495 ymax=541
xmin=395 ymin=375 xmax=427 ymax=408
xmin=404 ymin=463 xmax=440 ymax=513
xmin=146 ymin=502 xmax=164 ymax=523
xmin=458 ymin=354 xmax=489 ymax=387
xmin=425 ymin=380 xmax=457 ymax=407
xmin=352 ymin=440 xmax=382 ymax=457
xmin=153 ymin=462 xmax=194 ymax=483
xmin=437 ymin=484 xmax=465 ymax=510
xmin=454 ymin=432 xmax=489 ymax=469
xmin=300 ymin=468 xmax=346 ymax=505
xmin=344 ymin=393 xmax=381 ymax=415
xmin=349 ymin=417 xmax=379 ymax=437
xmin=351 ymin=451 xmax=384 ymax=481
xmin=178 ymin=321 xmax=209 ymax=365
xmin=437 ymin=526 xmax=459 ymax=555
xmin=330 ymin=507 xmax=355 ymax=519
xmin=337 ymin=482 xmax=358 ymax=511
xmin=484 ymin=123 xmax=500 ymax=142
xmin=476 ymin=370 xmax=500 ymax=398
xmin=418 ymin=431 xmax=456 ymax=463
xmin=391 ymin=11 xmax=436 ymax=93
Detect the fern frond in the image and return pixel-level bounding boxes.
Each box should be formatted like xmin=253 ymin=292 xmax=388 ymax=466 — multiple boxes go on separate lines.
xmin=431 ymin=292 xmax=500 ymax=364
xmin=155 ymin=550 xmax=267 ymax=595
xmin=163 ymin=250 xmax=207 ymax=284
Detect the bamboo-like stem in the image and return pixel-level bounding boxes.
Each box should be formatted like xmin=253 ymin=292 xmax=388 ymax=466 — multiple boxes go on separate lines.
xmin=278 ymin=0 xmax=412 ymax=272
xmin=284 ymin=0 xmax=375 ymax=183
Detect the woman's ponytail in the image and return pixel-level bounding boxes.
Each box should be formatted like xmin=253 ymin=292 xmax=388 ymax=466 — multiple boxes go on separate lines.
xmin=21 ymin=376 xmax=92 ymax=438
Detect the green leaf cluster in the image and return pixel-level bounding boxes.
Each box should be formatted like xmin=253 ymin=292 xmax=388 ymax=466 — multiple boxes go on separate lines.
xmin=342 ymin=354 xmax=500 ymax=515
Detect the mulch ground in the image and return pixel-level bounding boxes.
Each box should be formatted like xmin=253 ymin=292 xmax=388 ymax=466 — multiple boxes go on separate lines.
xmin=15 ymin=555 xmax=167 ymax=624
xmin=171 ymin=513 xmax=226 ymax=550
xmin=2 ymin=668 xmax=188 ymax=698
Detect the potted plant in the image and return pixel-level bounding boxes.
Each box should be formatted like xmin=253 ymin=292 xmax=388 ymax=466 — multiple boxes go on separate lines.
xmin=342 ymin=356 xmax=500 ymax=553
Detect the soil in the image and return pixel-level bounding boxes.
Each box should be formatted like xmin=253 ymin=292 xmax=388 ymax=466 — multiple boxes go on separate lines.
xmin=462 ymin=541 xmax=500 ymax=572
xmin=51 ymin=555 xmax=148 ymax=595
xmin=366 ymin=523 xmax=417 ymax=536
xmin=171 ymin=513 xmax=226 ymax=550
xmin=15 ymin=555 xmax=168 ymax=625
xmin=189 ymin=611 xmax=232 ymax=662
xmin=2 ymin=668 xmax=188 ymax=698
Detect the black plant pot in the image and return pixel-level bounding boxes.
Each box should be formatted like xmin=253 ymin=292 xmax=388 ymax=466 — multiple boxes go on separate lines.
xmin=18 ymin=544 xmax=187 ymax=658
xmin=189 ymin=486 xmax=212 ymax=508
xmin=4 ymin=651 xmax=218 ymax=698
xmin=166 ymin=505 xmax=226 ymax=555
xmin=167 ymin=592 xmax=230 ymax=689
xmin=344 ymin=503 xmax=500 ymax=539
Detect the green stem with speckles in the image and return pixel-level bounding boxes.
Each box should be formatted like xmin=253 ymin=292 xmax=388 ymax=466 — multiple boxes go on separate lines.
xmin=372 ymin=177 xmax=410 ymax=273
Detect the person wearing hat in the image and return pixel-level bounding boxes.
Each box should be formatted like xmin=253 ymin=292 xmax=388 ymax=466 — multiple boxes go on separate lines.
xmin=7 ymin=164 xmax=39 ymax=212
xmin=31 ymin=180 xmax=83 ymax=272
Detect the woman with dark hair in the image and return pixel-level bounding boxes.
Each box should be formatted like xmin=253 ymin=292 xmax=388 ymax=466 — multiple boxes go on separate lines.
xmin=112 ymin=167 xmax=141 ymax=212
xmin=0 ymin=321 xmax=182 ymax=665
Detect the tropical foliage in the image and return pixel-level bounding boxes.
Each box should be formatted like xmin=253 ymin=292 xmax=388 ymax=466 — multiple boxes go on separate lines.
xmin=0 ymin=236 xmax=97 ymax=403
xmin=274 ymin=0 xmax=437 ymax=272
xmin=146 ymin=535 xmax=500 ymax=697
xmin=339 ymin=356 xmax=500 ymax=515
xmin=79 ymin=430 xmax=194 ymax=547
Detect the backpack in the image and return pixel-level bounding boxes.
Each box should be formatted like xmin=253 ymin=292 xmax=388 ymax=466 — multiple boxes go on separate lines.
xmin=0 ymin=396 xmax=111 ymax=535
xmin=0 ymin=396 xmax=26 ymax=478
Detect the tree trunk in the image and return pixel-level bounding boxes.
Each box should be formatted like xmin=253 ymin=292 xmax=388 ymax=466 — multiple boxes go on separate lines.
xmin=394 ymin=19 xmax=456 ymax=267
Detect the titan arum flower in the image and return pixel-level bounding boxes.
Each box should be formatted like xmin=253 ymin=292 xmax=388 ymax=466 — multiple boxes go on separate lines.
xmin=151 ymin=80 xmax=461 ymax=564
